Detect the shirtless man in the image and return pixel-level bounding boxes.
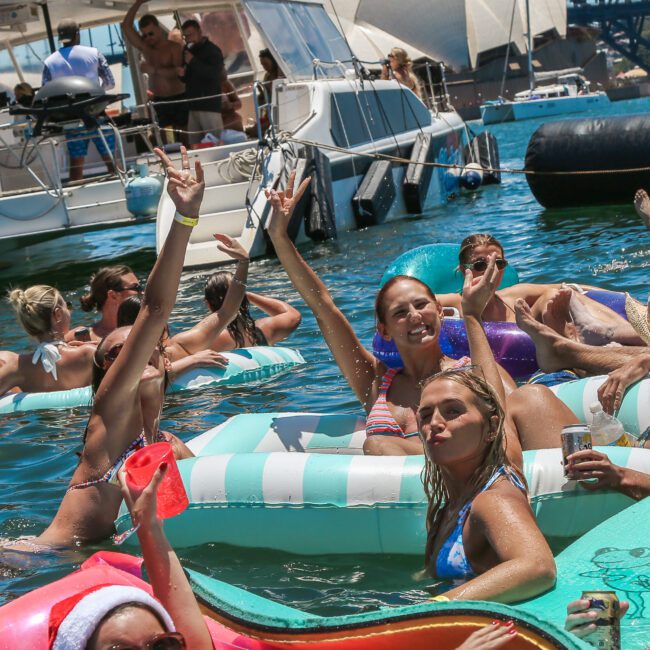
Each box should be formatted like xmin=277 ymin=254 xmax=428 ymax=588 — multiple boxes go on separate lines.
xmin=122 ymin=0 xmax=187 ymax=130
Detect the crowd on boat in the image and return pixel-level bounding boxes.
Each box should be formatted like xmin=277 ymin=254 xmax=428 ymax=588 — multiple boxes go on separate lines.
xmin=1 ymin=144 xmax=649 ymax=648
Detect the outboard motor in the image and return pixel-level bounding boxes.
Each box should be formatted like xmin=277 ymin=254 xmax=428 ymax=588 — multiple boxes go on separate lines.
xmin=9 ymin=76 xmax=127 ymax=136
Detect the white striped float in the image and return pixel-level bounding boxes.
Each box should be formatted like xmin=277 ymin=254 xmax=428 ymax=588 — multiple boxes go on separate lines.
xmin=115 ymin=411 xmax=650 ymax=554
xmin=0 ymin=347 xmax=305 ymax=414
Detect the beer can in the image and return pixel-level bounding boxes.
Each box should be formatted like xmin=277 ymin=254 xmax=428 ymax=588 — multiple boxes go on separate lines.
xmin=561 ymin=424 xmax=592 ymax=479
xmin=581 ymin=590 xmax=620 ymax=650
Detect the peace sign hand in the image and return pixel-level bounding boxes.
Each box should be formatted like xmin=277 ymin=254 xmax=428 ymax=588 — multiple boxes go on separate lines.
xmin=154 ymin=145 xmax=205 ymax=219
xmin=461 ymin=252 xmax=500 ymax=319
xmin=265 ymin=170 xmax=311 ymax=240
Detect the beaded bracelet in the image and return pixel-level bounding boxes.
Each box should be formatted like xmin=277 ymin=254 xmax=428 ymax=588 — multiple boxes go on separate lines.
xmin=174 ymin=211 xmax=199 ymax=228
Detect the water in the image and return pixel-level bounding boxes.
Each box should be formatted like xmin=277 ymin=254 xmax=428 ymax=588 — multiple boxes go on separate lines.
xmin=1 ymin=98 xmax=649 ymax=612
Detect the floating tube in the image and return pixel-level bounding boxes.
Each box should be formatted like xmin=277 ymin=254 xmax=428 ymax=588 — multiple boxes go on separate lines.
xmin=0 ymin=347 xmax=305 ymax=415
xmin=352 ymin=159 xmax=395 ymax=227
xmin=115 ymin=410 xmax=650 ymax=553
xmin=375 ymin=244 xmax=629 ymax=378
xmin=525 ymin=113 xmax=650 ymax=209
xmin=0 ymin=550 xmax=586 ymax=650
xmin=518 ymin=497 xmax=650 ymax=649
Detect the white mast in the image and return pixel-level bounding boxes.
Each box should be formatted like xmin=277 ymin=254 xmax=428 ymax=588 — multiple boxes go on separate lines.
xmin=525 ymin=0 xmax=534 ymax=91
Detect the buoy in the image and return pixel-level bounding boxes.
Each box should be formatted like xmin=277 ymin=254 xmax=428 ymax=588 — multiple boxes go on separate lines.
xmin=525 ymin=113 xmax=650 ymax=208
xmin=403 ymin=132 xmax=433 ymax=214
xmin=352 ymin=160 xmax=395 ymax=227
xmin=460 ymin=162 xmax=483 ymax=190
xmin=125 ymin=162 xmax=163 ymax=217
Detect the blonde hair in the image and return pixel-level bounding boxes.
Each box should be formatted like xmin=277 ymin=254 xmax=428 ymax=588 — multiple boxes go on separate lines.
xmin=389 ymin=48 xmax=421 ymax=97
xmin=7 ymin=285 xmax=61 ymax=337
xmin=458 ymin=233 xmax=504 ymax=270
xmin=419 ymin=368 xmax=526 ymax=571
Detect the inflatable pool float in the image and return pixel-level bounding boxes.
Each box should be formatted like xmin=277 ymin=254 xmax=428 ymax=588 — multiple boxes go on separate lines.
xmin=115 ymin=411 xmax=650 ymax=554
xmin=0 ymin=549 xmax=588 ymax=650
xmin=0 ymin=346 xmax=305 ymax=415
xmin=374 ymin=244 xmax=629 ymax=379
xmin=518 ymin=496 xmax=650 ymax=649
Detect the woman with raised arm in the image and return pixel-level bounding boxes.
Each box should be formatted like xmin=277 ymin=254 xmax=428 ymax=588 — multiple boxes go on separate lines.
xmin=265 ymin=174 xmax=577 ymax=457
xmin=3 ymin=146 xmax=247 ymax=552
xmin=165 ymin=269 xmax=301 ymax=359
xmin=1 ymin=286 xmax=94 ymax=396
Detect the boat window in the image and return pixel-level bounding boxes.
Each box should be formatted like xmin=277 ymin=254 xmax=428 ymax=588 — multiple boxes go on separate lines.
xmin=245 ymin=0 xmax=353 ymax=80
xmin=330 ymin=88 xmax=431 ymax=147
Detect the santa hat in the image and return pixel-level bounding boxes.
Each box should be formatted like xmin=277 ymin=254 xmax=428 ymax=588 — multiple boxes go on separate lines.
xmin=48 ymin=584 xmax=175 ymax=650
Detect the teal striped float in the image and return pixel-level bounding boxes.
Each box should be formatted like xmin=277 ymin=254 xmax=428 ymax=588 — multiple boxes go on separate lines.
xmin=115 ymin=412 xmax=650 ymax=553
xmin=0 ymin=347 xmax=305 ymax=415
xmin=518 ymin=497 xmax=650 ymax=649
xmin=551 ymin=374 xmax=650 ymax=441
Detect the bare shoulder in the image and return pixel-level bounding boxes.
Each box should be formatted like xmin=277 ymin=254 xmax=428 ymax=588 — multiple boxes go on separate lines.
xmin=470 ymin=479 xmax=530 ymax=524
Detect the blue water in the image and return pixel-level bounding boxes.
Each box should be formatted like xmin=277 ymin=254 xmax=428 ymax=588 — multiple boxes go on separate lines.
xmin=0 ymin=98 xmax=649 ymax=613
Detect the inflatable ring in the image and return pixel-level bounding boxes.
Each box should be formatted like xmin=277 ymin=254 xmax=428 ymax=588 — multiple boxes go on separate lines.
xmin=0 ymin=347 xmax=305 ymax=415
xmin=116 ymin=404 xmax=650 ymax=554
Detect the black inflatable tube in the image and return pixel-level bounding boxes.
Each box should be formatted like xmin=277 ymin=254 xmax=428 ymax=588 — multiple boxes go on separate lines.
xmin=525 ymin=113 xmax=650 ymax=208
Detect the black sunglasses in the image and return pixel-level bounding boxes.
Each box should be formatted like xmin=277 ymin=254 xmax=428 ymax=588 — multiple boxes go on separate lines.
xmin=114 ymin=282 xmax=144 ymax=293
xmin=109 ymin=631 xmax=186 ymax=650
xmin=463 ymin=258 xmax=508 ymax=272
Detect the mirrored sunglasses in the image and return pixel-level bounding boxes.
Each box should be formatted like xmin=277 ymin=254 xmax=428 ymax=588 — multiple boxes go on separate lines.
xmin=464 ymin=258 xmax=508 ymax=272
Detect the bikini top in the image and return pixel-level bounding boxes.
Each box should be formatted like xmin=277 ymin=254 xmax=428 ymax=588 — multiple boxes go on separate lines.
xmin=435 ymin=466 xmax=526 ymax=580
xmin=32 ymin=341 xmax=64 ymax=380
xmin=366 ymin=357 xmax=472 ymax=439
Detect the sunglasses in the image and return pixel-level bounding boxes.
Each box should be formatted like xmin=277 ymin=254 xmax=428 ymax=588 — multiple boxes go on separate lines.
xmin=114 ymin=282 xmax=144 ymax=293
xmin=103 ymin=342 xmax=125 ymax=364
xmin=463 ymin=258 xmax=508 ymax=272
xmin=109 ymin=631 xmax=186 ymax=650
xmin=142 ymin=31 xmax=156 ymax=38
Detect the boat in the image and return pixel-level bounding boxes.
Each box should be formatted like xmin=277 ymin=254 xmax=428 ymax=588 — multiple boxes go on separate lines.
xmin=154 ymin=0 xmax=470 ymax=269
xmin=480 ymin=0 xmax=609 ymax=125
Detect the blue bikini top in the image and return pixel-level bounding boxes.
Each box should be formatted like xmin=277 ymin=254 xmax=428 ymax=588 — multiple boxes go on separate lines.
xmin=435 ymin=465 xmax=526 ymax=580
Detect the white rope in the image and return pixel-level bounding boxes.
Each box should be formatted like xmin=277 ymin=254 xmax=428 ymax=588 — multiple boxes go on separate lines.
xmin=215 ymin=147 xmax=261 ymax=183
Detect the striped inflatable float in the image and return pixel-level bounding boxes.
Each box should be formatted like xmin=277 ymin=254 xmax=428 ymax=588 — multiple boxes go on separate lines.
xmin=0 ymin=347 xmax=305 ymax=415
xmin=115 ymin=411 xmax=650 ymax=554
xmin=0 ymin=551 xmax=587 ymax=650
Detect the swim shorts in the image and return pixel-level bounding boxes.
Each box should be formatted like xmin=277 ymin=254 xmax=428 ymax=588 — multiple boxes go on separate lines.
xmin=66 ymin=126 xmax=115 ymax=158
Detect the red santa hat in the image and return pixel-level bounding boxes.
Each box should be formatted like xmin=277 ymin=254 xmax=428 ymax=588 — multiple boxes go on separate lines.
xmin=48 ymin=584 xmax=175 ymax=650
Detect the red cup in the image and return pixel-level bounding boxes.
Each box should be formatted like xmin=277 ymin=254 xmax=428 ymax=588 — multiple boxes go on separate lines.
xmin=124 ymin=442 xmax=189 ymax=519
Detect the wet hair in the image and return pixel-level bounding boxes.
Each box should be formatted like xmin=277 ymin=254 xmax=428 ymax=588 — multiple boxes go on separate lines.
xmin=181 ymin=18 xmax=200 ymax=32
xmin=374 ymin=275 xmax=437 ymax=325
xmin=92 ymin=601 xmax=168 ymax=638
xmin=117 ymin=295 xmax=142 ymax=328
xmin=458 ymin=234 xmax=504 ymax=270
xmin=419 ymin=368 xmax=526 ymax=571
xmin=7 ymin=285 xmax=62 ymax=337
xmin=80 ymin=265 xmax=134 ymax=313
xmin=204 ymin=272 xmax=263 ymax=348
xmin=138 ymin=14 xmax=159 ymax=30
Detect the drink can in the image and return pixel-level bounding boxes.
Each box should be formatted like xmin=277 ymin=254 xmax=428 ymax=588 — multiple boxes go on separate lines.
xmin=581 ymin=590 xmax=620 ymax=650
xmin=561 ymin=424 xmax=592 ymax=479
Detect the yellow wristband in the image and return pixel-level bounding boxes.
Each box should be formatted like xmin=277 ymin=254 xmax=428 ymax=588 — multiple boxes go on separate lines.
xmin=174 ymin=212 xmax=199 ymax=228
xmin=431 ymin=596 xmax=450 ymax=602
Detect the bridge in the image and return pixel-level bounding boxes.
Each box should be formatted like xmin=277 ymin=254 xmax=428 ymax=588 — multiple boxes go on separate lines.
xmin=568 ymin=0 xmax=650 ymax=73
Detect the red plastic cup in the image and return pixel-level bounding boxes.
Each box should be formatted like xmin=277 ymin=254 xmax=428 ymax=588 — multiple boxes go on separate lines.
xmin=124 ymin=442 xmax=189 ymax=519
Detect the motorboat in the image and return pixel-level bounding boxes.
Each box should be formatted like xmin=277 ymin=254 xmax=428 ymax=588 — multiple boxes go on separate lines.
xmin=155 ymin=0 xmax=469 ymax=269
xmin=480 ymin=0 xmax=609 ymax=125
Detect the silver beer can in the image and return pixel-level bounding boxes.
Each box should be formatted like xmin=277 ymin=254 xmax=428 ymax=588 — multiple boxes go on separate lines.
xmin=561 ymin=424 xmax=592 ymax=479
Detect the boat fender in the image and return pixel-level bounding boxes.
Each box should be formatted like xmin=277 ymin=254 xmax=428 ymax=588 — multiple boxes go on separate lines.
xmin=352 ymin=160 xmax=395 ymax=227
xmin=525 ymin=113 xmax=650 ymax=209
xmin=403 ymin=132 xmax=434 ymax=214
xmin=304 ymin=146 xmax=336 ymax=241
xmin=460 ymin=162 xmax=483 ymax=190
xmin=125 ymin=163 xmax=163 ymax=217
xmin=464 ymin=131 xmax=501 ymax=184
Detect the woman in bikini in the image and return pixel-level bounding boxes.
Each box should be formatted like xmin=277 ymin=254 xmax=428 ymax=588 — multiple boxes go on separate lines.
xmin=437 ymin=233 xmax=642 ymax=347
xmin=265 ymin=175 xmax=578 ymax=457
xmin=5 ymin=146 xmax=247 ymax=551
xmin=165 ymin=270 xmax=301 ymax=359
xmin=1 ymin=286 xmax=94 ymax=395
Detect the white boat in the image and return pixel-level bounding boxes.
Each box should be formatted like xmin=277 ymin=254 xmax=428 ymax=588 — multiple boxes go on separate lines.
xmin=156 ymin=0 xmax=469 ymax=269
xmin=480 ymin=0 xmax=609 ymax=125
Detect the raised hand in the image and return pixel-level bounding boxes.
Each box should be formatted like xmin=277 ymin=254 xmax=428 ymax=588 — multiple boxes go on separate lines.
xmin=213 ymin=233 xmax=249 ymax=261
xmin=461 ymin=252 xmax=500 ymax=319
xmin=154 ymin=145 xmax=205 ymax=219
xmin=119 ymin=463 xmax=166 ymax=531
xmin=264 ymin=170 xmax=311 ymax=240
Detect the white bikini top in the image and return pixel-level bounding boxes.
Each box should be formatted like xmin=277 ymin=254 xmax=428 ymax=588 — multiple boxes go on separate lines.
xmin=32 ymin=341 xmax=63 ymax=380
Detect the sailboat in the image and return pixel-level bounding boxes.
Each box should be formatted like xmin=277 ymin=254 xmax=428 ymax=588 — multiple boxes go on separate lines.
xmin=480 ymin=0 xmax=609 ymax=125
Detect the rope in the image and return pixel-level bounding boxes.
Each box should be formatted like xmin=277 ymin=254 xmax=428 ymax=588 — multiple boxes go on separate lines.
xmin=286 ymin=135 xmax=650 ymax=177
xmin=215 ymin=147 xmax=261 ymax=183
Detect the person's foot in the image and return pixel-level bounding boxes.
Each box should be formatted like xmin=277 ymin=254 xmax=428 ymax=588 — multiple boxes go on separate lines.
xmin=567 ymin=290 xmax=615 ymax=345
xmin=541 ymin=288 xmax=578 ymax=341
xmin=634 ymin=189 xmax=650 ymax=230
xmin=515 ymin=299 xmax=573 ymax=372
